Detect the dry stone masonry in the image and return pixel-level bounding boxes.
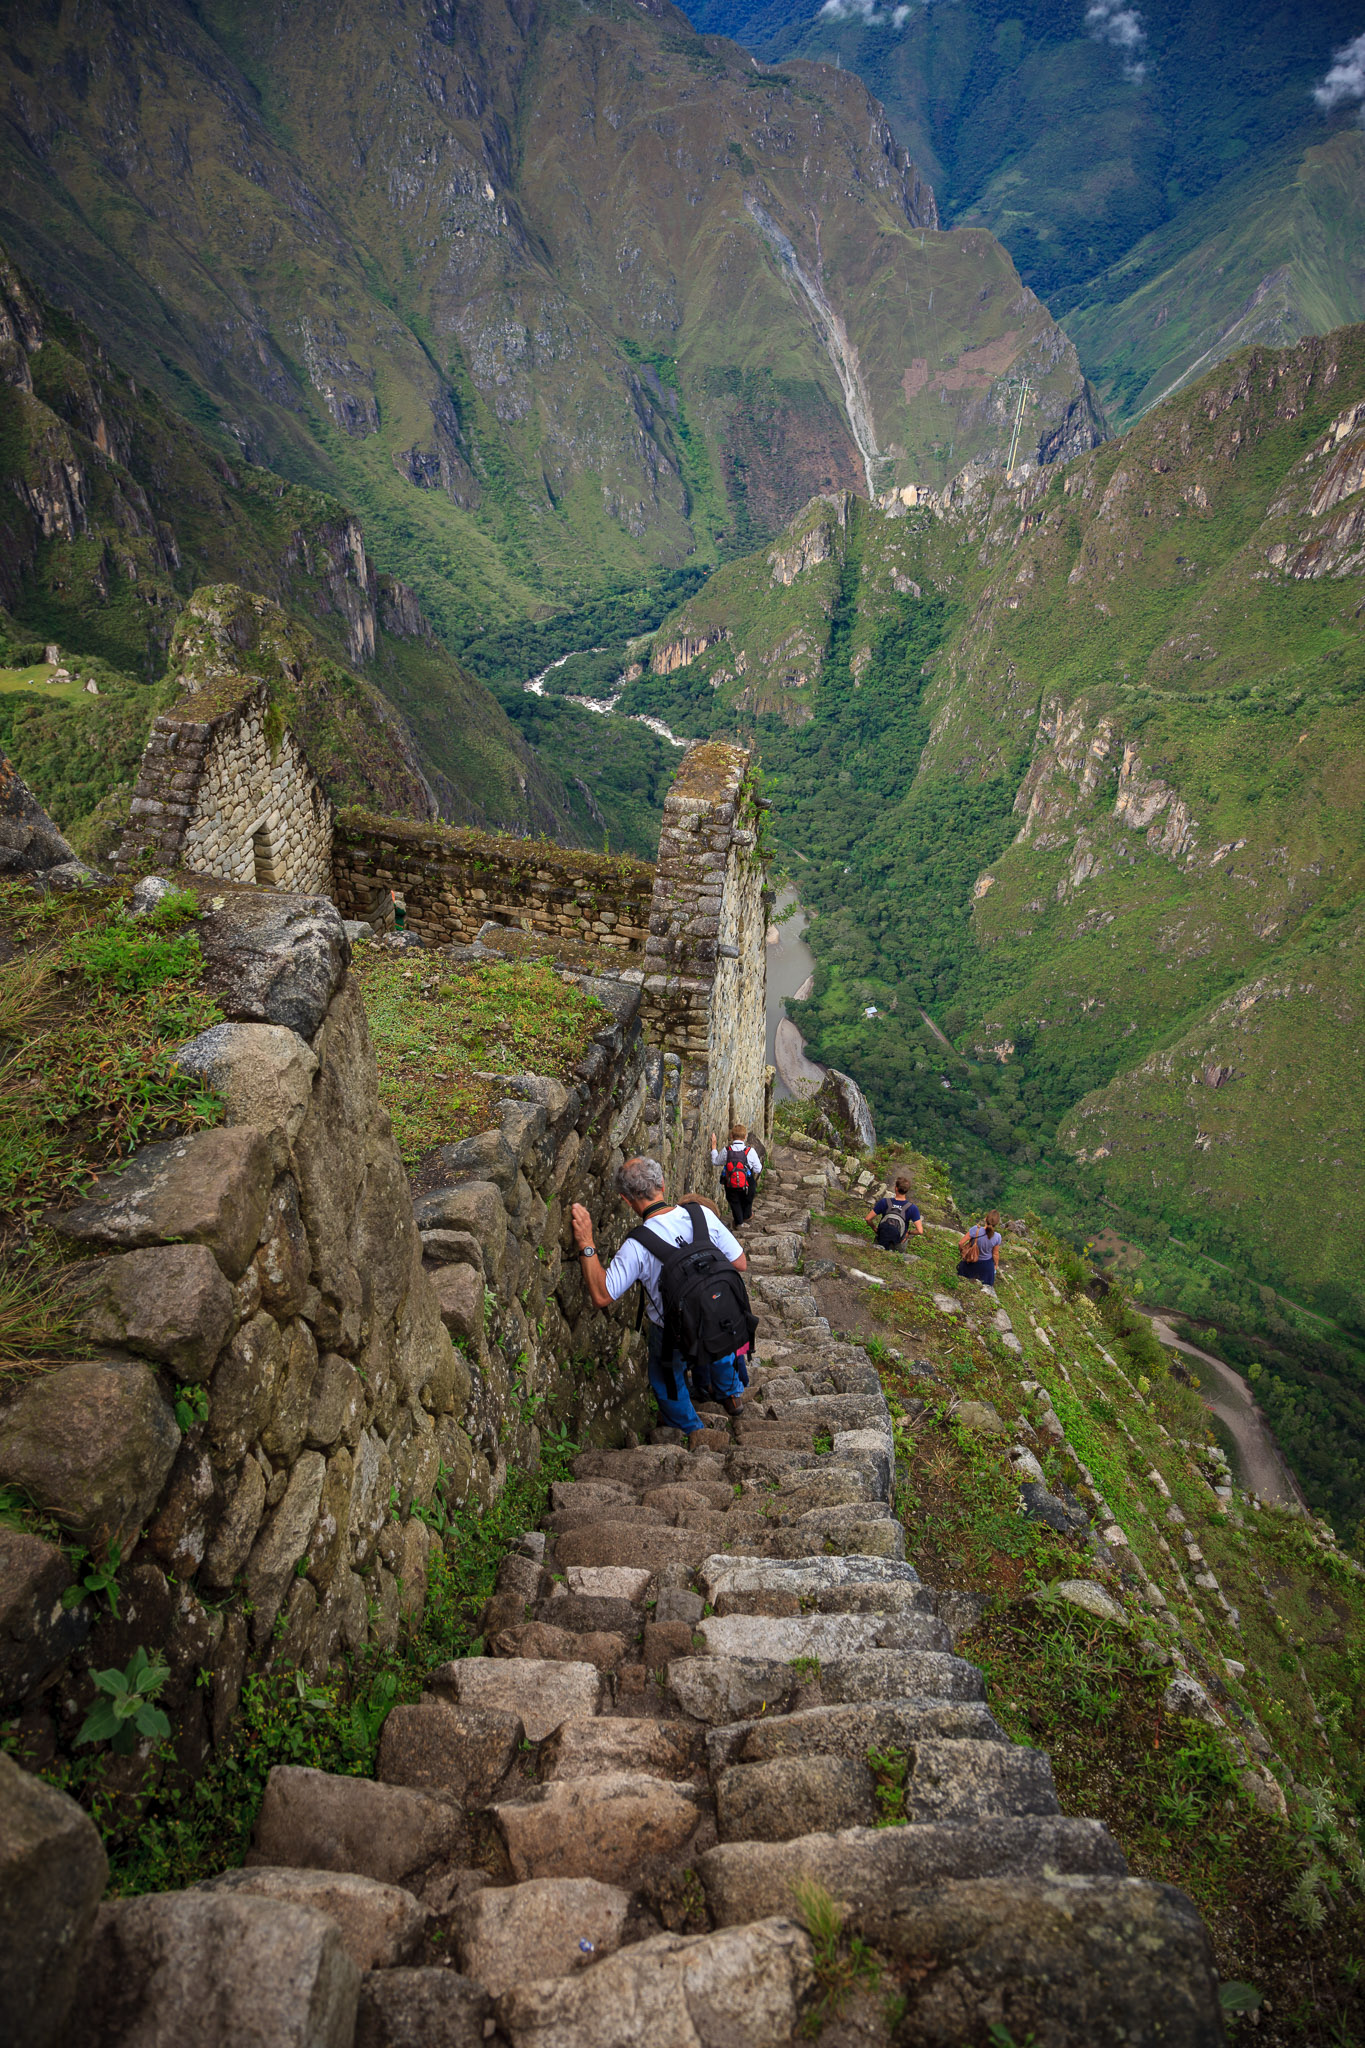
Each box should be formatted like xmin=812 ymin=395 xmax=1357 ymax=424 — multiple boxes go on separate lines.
xmin=330 ymin=812 xmax=655 ymax=955
xmin=638 ymin=744 xmax=771 ymax=1195
xmin=118 ymin=683 xmax=333 ymax=892
xmin=5 ymin=1147 xmax=1225 ymax=2045
xmin=0 ymin=881 xmax=656 ymax=1788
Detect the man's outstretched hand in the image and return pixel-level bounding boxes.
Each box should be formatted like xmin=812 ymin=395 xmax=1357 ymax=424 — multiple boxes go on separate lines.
xmin=570 ymin=1202 xmax=594 ymax=1248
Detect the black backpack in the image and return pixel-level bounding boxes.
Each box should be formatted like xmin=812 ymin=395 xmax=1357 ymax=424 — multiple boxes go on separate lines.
xmin=629 ymin=1202 xmax=758 ymax=1384
xmin=875 ymin=1199 xmax=913 ymax=1251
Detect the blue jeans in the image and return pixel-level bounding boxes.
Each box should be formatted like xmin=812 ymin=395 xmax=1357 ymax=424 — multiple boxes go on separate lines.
xmin=647 ymin=1321 xmax=703 ymax=1434
xmin=693 ymin=1352 xmax=747 ymax=1403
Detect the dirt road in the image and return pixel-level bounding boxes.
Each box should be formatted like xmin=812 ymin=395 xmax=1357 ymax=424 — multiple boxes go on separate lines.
xmin=1143 ymin=1311 xmax=1307 ymax=1509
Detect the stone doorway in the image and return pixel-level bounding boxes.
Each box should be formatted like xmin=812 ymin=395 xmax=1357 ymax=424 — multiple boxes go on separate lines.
xmin=251 ymin=821 xmax=281 ymax=887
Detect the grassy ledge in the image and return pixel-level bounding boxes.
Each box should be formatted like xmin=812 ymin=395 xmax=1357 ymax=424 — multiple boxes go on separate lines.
xmin=351 ymin=945 xmax=607 ymax=1161
xmin=0 ymin=879 xmax=224 ymax=1376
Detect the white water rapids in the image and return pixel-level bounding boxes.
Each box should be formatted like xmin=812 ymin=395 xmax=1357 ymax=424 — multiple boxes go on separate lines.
xmin=523 ymin=651 xmax=687 ymax=748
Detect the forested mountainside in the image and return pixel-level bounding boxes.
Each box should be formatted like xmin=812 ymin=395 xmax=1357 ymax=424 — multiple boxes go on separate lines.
xmin=683 ymin=0 xmax=1365 ymax=426
xmin=0 ymin=0 xmax=1101 ymax=650
xmin=0 ymin=241 xmax=575 ymax=849
xmin=604 ymin=329 xmax=1365 ymax=1529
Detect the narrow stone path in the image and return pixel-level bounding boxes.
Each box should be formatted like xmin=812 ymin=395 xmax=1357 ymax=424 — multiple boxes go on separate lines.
xmin=229 ymin=1146 xmax=1224 ymax=2045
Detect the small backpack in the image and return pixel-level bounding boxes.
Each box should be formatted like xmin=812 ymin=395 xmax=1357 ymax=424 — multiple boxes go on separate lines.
xmin=875 ymin=1200 xmax=912 ymax=1250
xmin=722 ymin=1147 xmax=753 ymax=1194
xmin=629 ymin=1202 xmax=758 ymax=1381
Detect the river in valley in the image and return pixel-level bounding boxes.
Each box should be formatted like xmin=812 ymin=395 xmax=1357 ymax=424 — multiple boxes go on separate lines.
xmin=766 ymin=886 xmax=816 ymax=1100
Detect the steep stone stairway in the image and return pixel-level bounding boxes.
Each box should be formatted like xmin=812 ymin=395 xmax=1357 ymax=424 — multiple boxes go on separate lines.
xmin=88 ymin=1146 xmax=1224 ymax=2045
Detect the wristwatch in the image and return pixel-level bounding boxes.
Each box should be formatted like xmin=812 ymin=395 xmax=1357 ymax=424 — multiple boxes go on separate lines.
xmin=579 ymin=1245 xmax=597 ymax=1260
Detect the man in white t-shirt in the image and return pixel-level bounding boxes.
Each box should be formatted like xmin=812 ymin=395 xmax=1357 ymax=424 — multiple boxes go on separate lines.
xmin=571 ymin=1156 xmax=749 ymax=1445
xmin=710 ymin=1122 xmax=762 ymax=1228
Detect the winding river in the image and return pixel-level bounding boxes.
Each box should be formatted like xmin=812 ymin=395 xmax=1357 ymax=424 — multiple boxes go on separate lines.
xmin=765 ymin=886 xmax=816 ymax=1100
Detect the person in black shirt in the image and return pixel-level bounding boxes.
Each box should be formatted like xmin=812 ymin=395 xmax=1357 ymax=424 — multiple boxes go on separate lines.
xmin=867 ymin=1172 xmax=923 ymax=1251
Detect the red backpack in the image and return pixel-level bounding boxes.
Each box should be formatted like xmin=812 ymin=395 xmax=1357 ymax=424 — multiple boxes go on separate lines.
xmin=722 ymin=1147 xmax=753 ymax=1193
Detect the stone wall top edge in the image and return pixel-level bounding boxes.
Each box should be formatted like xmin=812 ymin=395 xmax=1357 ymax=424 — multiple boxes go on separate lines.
xmin=335 ymin=808 xmax=655 ymax=891
xmin=157 ymin=677 xmax=269 ymax=734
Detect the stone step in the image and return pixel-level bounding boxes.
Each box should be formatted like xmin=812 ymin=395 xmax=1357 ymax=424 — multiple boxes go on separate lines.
xmin=533 ymin=1593 xmax=640 ymax=1634
xmin=376 ymin=1701 xmax=523 ymax=1804
xmin=664 ymin=1642 xmax=981 ymax=1723
xmin=487 ymin=1622 xmax=630 ymax=1671
xmin=552 ymin=1522 xmax=713 ymax=1573
xmin=731 ymin=1420 xmax=816 ymax=1448
xmin=700 ymin=1552 xmax=923 ymax=1600
xmin=714 ymin=1754 xmax=875 ymax=1841
xmin=695 ymin=1610 xmax=951 ymax=1662
xmin=747 ymin=1511 xmax=906 ymax=1562
xmin=538 ymin=1716 xmax=701 ymax=1783
xmin=706 ymin=1696 xmax=1007 ymax=1770
xmin=697 ymin=1815 xmax=1129 ymax=1926
xmin=852 ymin=1874 xmax=1224 ymax=2047
xmin=491 ymin=1917 xmax=812 ymax=2048
xmin=820 ymin=1648 xmax=986 ymax=1704
xmin=711 ymin=1578 xmax=937 ymax=1620
xmin=490 ymin=1771 xmax=704 ymax=1886
xmin=664 ymin=1655 xmax=819 ymax=1726
xmin=427 ymin=1657 xmax=604 ymax=1741
xmin=713 ymin=1737 xmax=1058 ymax=1837
xmin=759 ymin=1464 xmax=887 ymax=1519
xmin=197 ymin=1866 xmax=426 ymax=1971
xmin=451 ymin=1875 xmax=632 ymax=1997
xmin=247 ymin=1765 xmax=466 ymax=1891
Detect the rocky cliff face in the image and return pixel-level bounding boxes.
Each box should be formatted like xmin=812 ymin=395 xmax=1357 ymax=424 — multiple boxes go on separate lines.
xmin=0 ymin=0 xmax=1100 ymax=637
xmin=0 ymin=241 xmax=570 ymax=843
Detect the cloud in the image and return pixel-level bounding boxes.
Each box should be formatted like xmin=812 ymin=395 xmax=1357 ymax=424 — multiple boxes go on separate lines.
xmin=1314 ymin=32 xmax=1365 ymax=119
xmin=817 ymin=0 xmax=913 ymax=26
xmin=1085 ymin=0 xmax=1147 ymax=82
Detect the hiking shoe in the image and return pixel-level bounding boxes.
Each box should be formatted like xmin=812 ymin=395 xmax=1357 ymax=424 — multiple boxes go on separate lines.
xmin=721 ymin=1395 xmax=745 ymax=1417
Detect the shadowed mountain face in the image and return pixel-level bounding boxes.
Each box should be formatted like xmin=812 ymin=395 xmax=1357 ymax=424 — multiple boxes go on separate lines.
xmin=0 ymin=0 xmax=1100 ymax=644
xmin=681 ymin=0 xmax=1365 ymax=424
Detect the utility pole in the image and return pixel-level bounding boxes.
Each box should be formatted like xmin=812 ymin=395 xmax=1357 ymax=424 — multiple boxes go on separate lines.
xmin=1006 ymin=375 xmax=1031 ymax=477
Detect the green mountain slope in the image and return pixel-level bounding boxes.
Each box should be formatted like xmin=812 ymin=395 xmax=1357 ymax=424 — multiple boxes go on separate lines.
xmin=615 ymin=326 xmax=1365 ymax=1524
xmin=0 ymin=241 xmax=574 ymax=845
xmin=683 ymin=0 xmax=1365 ymax=428
xmin=1067 ymin=130 xmax=1365 ymax=426
xmin=0 ymin=0 xmax=1100 ymax=648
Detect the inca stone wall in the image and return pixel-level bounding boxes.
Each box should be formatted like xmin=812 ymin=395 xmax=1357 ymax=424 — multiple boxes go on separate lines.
xmin=331 ymin=811 xmax=655 ymax=956
xmin=637 ymin=743 xmax=771 ymax=1195
xmin=333 ymin=739 xmax=772 ymax=1201
xmin=118 ymin=684 xmax=333 ymax=894
xmin=0 ymin=884 xmax=651 ymax=1777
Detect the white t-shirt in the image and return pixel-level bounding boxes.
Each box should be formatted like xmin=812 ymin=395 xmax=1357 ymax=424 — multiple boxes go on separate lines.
xmin=710 ymin=1143 xmax=762 ymax=1178
xmin=603 ymin=1203 xmax=744 ymax=1327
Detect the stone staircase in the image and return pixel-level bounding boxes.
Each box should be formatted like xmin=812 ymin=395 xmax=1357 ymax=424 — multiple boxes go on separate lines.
xmin=78 ymin=1145 xmax=1226 ymax=2046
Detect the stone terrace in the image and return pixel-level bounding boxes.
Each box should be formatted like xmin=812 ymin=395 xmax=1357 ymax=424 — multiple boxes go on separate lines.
xmin=52 ymin=1147 xmax=1224 ymax=2044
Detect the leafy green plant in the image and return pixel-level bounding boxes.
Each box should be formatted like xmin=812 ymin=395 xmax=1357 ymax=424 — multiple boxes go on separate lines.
xmin=173 ymin=1385 xmax=209 ymax=1433
xmin=75 ymin=1648 xmax=170 ymax=1754
xmin=62 ymin=1541 xmax=123 ymax=1618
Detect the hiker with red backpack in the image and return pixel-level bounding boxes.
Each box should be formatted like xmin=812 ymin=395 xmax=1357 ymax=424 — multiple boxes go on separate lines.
xmin=571 ymin=1156 xmax=758 ymax=1447
xmin=710 ymin=1123 xmax=762 ymax=1228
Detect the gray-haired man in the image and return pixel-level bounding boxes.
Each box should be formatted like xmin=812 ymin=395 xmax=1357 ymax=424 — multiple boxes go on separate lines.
xmin=571 ymin=1156 xmax=749 ymax=1445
